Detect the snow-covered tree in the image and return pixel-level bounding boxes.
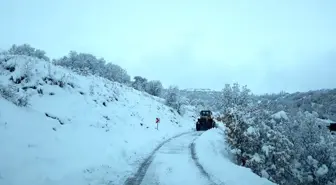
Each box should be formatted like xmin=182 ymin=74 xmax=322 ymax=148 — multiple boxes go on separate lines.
xmin=8 ymin=44 xmax=50 ymax=61
xmin=256 ymin=88 xmax=336 ymax=121
xmin=53 ymin=51 xmax=105 ymax=76
xmin=177 ymin=96 xmax=190 ymax=115
xmin=215 ymin=85 xmax=336 ymax=184
xmin=165 ymin=85 xmax=179 ymax=107
xmin=66 ymin=52 xmax=102 ymax=75
xmin=145 ymin=80 xmax=163 ymax=97
xmin=287 ymin=111 xmax=336 ymax=185
xmin=225 ymin=107 xmax=296 ymax=185
xmin=257 ymin=122 xmax=295 ymax=184
xmin=164 ymin=85 xmax=187 ymax=115
xmin=220 ymin=83 xmax=252 ymax=113
xmin=53 ymin=51 xmax=130 ymax=84
xmin=132 ymin=76 xmax=148 ymax=91
xmin=225 ymin=109 xmax=255 ymax=161
xmin=102 ymin=63 xmax=130 ymax=84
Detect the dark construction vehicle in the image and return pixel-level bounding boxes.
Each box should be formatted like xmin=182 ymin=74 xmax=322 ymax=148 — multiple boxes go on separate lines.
xmin=196 ymin=110 xmax=216 ymax=131
xmin=327 ymin=123 xmax=336 ymax=132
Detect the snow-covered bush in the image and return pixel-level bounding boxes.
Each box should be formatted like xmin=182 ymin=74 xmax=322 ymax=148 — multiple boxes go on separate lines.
xmin=53 ymin=51 xmax=130 ymax=84
xmin=257 ymin=88 xmax=336 ymax=120
xmin=53 ymin=51 xmax=105 ymax=76
xmin=181 ymin=83 xmax=336 ymax=184
xmin=131 ymin=76 xmax=147 ymax=91
xmin=165 ymin=86 xmax=179 ymax=108
xmin=130 ymin=77 xmax=163 ymax=97
xmin=179 ymin=88 xmax=222 ymax=111
xmin=164 ymin=85 xmax=187 ymax=115
xmin=286 ymin=111 xmax=336 ymax=185
xmin=102 ymin=63 xmax=130 ymax=84
xmin=257 ymin=123 xmax=295 ymax=184
xmin=225 ymin=109 xmax=254 ymax=161
xmin=0 ymin=84 xmax=16 ymax=101
xmin=145 ymin=80 xmax=163 ymax=97
xmin=42 ymin=74 xmax=74 ymax=89
xmin=8 ymin=44 xmax=50 ymax=61
xmin=0 ymin=84 xmax=29 ymax=107
xmin=328 ymin=104 xmax=336 ymax=115
xmin=226 ymin=106 xmax=336 ymax=185
xmin=220 ymin=83 xmax=252 ymax=113
xmin=21 ymin=60 xmax=34 ymax=83
xmin=225 ymin=107 xmax=296 ymax=185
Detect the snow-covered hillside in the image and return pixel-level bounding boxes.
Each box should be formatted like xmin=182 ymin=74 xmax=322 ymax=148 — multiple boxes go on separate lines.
xmin=0 ymin=55 xmax=195 ymax=185
xmin=0 ymin=54 xmax=275 ymax=185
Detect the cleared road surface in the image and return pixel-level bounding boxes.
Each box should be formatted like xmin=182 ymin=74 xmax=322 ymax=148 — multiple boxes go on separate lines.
xmin=124 ymin=131 xmax=218 ymax=185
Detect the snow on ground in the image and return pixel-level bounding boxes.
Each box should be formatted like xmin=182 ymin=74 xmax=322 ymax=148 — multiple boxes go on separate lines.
xmin=318 ymin=118 xmax=336 ymax=124
xmin=194 ymin=128 xmax=276 ymax=185
xmin=0 ymin=55 xmax=278 ymax=185
xmin=139 ymin=132 xmax=209 ymax=185
xmin=0 ymin=55 xmax=195 ymax=185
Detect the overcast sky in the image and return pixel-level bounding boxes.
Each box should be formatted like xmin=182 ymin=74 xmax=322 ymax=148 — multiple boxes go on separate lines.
xmin=1 ymin=0 xmax=336 ymax=94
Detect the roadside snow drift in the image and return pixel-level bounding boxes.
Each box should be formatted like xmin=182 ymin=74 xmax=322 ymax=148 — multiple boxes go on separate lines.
xmin=194 ymin=128 xmax=276 ymax=185
xmin=0 ymin=55 xmax=195 ymax=185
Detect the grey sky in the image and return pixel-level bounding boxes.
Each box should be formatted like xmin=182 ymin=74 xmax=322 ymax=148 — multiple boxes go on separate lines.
xmin=1 ymin=0 xmax=336 ymax=94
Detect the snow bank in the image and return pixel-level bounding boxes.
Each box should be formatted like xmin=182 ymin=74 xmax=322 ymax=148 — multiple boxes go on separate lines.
xmin=0 ymin=55 xmax=194 ymax=185
xmin=194 ymin=128 xmax=276 ymax=185
xmin=318 ymin=118 xmax=336 ymax=124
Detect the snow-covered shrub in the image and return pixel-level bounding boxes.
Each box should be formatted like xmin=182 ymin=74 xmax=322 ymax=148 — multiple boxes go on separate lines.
xmin=225 ymin=107 xmax=296 ymax=185
xmin=145 ymin=80 xmax=163 ymax=97
xmin=41 ymin=73 xmax=74 ymax=89
xmin=0 ymin=84 xmax=29 ymax=107
xmin=189 ymin=83 xmax=336 ymax=184
xmin=225 ymin=109 xmax=254 ymax=161
xmin=164 ymin=85 xmax=187 ymax=115
xmin=53 ymin=51 xmax=105 ymax=76
xmin=16 ymin=95 xmax=29 ymax=107
xmin=219 ymin=83 xmax=252 ymax=113
xmin=257 ymin=123 xmax=295 ymax=184
xmin=131 ymin=76 xmax=147 ymax=91
xmin=286 ymin=111 xmax=336 ymax=185
xmin=0 ymin=57 xmax=15 ymax=73
xmin=22 ymin=60 xmax=34 ymax=83
xmin=8 ymin=44 xmax=50 ymax=61
xmin=102 ymin=63 xmax=130 ymax=84
xmin=329 ymin=104 xmax=336 ymax=115
xmin=0 ymin=84 xmax=16 ymax=100
xmin=257 ymin=88 xmax=336 ymax=120
xmin=0 ymin=55 xmax=35 ymax=85
xmin=165 ymin=86 xmax=179 ymax=108
xmin=178 ymin=88 xmax=222 ymax=111
xmin=53 ymin=51 xmax=131 ymax=84
xmin=89 ymin=83 xmax=95 ymax=96
xmin=235 ymin=108 xmax=336 ymax=185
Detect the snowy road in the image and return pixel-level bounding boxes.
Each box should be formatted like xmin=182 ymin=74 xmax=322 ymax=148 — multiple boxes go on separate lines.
xmin=124 ymin=131 xmax=217 ymax=185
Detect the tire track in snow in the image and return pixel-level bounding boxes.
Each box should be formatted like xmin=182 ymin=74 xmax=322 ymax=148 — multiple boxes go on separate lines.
xmin=124 ymin=131 xmax=220 ymax=185
xmin=190 ymin=138 xmax=218 ymax=185
xmin=190 ymin=129 xmax=226 ymax=185
xmin=123 ymin=131 xmax=193 ymax=185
